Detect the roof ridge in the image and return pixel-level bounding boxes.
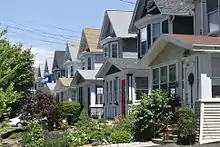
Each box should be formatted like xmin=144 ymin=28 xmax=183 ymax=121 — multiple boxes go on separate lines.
xmin=106 ymin=9 xmax=133 ymax=12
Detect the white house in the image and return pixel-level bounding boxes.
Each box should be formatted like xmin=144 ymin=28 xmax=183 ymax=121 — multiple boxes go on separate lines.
xmin=75 ymin=28 xmax=104 ymax=117
xmin=137 ymin=33 xmax=220 ymax=144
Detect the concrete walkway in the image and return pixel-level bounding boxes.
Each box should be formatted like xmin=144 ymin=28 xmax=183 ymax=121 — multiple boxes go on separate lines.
xmin=96 ymin=142 xmax=159 ymax=147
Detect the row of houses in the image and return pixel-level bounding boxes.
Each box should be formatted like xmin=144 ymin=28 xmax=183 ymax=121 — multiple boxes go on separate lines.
xmin=34 ymin=0 xmax=220 ymax=144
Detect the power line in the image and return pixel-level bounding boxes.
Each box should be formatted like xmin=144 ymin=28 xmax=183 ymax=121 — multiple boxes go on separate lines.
xmin=7 ymin=20 xmax=80 ymax=39
xmin=119 ymin=0 xmax=135 ymax=5
xmin=0 ymin=22 xmax=80 ymax=42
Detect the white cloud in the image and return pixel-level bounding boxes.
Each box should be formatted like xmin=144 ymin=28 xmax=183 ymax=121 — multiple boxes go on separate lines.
xmin=30 ymin=47 xmax=55 ymax=76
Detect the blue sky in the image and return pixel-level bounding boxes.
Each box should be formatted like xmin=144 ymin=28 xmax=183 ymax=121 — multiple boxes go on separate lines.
xmin=0 ymin=0 xmax=134 ymax=50
xmin=0 ymin=0 xmax=134 ymax=70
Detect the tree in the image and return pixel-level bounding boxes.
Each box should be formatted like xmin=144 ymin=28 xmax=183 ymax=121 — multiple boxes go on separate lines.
xmin=132 ymin=90 xmax=173 ymax=141
xmin=0 ymin=29 xmax=35 ymax=117
xmin=21 ymin=91 xmax=61 ymax=131
xmin=0 ymin=29 xmax=34 ymax=93
xmin=0 ymin=83 xmax=22 ymax=116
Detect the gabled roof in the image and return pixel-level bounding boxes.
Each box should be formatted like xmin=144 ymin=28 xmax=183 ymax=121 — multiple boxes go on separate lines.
xmin=44 ymin=60 xmax=49 ymax=76
xmin=129 ymin=0 xmax=194 ymax=33
xmin=100 ymin=10 xmax=136 ymax=40
xmin=77 ymin=28 xmax=102 ymax=58
xmin=66 ymin=41 xmax=80 ymax=61
xmin=96 ymin=58 xmax=141 ymax=78
xmin=59 ymin=78 xmax=73 ymax=87
xmin=76 ymin=70 xmax=102 ymax=80
xmin=52 ymin=50 xmax=65 ymax=70
xmin=46 ymin=83 xmax=56 ymax=91
xmin=140 ymin=34 xmax=220 ymax=67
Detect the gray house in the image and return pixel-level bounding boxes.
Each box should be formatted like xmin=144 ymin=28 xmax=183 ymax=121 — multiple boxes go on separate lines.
xmin=52 ymin=51 xmax=65 ymax=82
xmin=99 ymin=10 xmax=137 ymax=59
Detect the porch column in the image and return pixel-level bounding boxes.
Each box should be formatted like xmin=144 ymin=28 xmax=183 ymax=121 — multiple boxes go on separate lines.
xmin=148 ymin=70 xmax=153 ymax=94
xmin=126 ymin=74 xmax=133 ymax=103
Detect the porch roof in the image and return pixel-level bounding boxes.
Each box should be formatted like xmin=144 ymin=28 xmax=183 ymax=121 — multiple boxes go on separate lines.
xmin=139 ymin=34 xmax=220 ymax=67
xmin=96 ymin=58 xmax=145 ymax=78
xmin=59 ymin=78 xmax=73 ymax=87
xmin=75 ymin=70 xmax=103 ymax=82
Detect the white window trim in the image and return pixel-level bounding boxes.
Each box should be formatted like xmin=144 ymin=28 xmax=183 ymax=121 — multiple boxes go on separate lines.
xmin=110 ymin=42 xmax=119 ymax=58
xmin=134 ymin=77 xmax=149 ymax=103
xmin=152 ymin=62 xmax=178 ymax=90
xmin=139 ymin=19 xmax=167 ymax=57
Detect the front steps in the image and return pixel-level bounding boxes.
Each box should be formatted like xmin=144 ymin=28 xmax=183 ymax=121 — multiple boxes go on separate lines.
xmin=152 ymin=124 xmax=178 ymax=145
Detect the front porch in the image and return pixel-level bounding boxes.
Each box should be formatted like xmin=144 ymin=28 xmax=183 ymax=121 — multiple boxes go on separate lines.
xmin=75 ymin=70 xmax=104 ymax=118
xmin=139 ymin=34 xmax=220 ymax=144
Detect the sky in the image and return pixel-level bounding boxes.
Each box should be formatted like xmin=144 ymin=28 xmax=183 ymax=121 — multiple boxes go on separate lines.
xmin=0 ymin=0 xmax=135 ymax=73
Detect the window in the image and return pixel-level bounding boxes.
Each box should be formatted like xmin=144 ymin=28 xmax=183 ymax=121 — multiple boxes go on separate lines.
xmin=111 ymin=42 xmax=118 ymax=58
xmin=70 ymin=66 xmax=74 ymax=77
xmin=110 ymin=81 xmax=113 ymax=101
xmin=141 ymin=27 xmax=147 ymax=56
xmin=147 ymin=24 xmax=151 ymax=50
xmin=106 ymin=82 xmax=109 ymax=103
xmin=95 ymin=54 xmax=103 ymax=63
xmin=57 ymin=71 xmax=61 ymax=79
xmin=87 ymin=57 xmax=92 ymax=70
xmin=152 ymin=23 xmax=161 ymax=42
xmin=162 ymin=20 xmax=169 ymax=33
xmin=211 ymin=57 xmax=220 ymax=98
xmin=208 ymin=10 xmax=219 ymax=33
xmin=114 ymin=79 xmax=117 ymax=102
xmin=104 ymin=44 xmax=108 ymax=57
xmin=96 ymin=86 xmax=103 ymax=104
xmin=153 ymin=64 xmax=177 ymax=93
xmin=153 ymin=68 xmax=159 ymax=89
xmin=135 ymin=77 xmax=148 ymax=100
xmin=160 ymin=66 xmax=168 ymax=91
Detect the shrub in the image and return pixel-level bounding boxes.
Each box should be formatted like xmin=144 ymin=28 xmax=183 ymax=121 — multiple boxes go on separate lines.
xmin=61 ymin=101 xmax=81 ymax=125
xmin=177 ymin=106 xmax=197 ymax=145
xmin=110 ymin=130 xmax=132 ymax=144
xmin=68 ymin=130 xmax=88 ymax=147
xmin=44 ymin=132 xmax=70 ymax=147
xmin=21 ymin=121 xmax=44 ymax=147
xmin=21 ymin=91 xmax=61 ymax=131
xmin=113 ymin=115 xmax=134 ymax=132
xmin=132 ymin=90 xmax=173 ymax=141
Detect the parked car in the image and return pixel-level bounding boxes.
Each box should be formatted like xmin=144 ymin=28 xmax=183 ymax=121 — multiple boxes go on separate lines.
xmin=9 ymin=115 xmax=25 ymax=127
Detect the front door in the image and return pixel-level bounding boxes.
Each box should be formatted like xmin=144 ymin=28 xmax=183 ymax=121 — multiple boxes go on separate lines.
xmin=183 ymin=56 xmax=197 ymax=109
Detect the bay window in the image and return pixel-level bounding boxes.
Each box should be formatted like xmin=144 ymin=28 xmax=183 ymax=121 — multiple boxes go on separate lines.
xmin=111 ymin=42 xmax=118 ymax=58
xmin=139 ymin=19 xmax=168 ymax=57
xmin=135 ymin=77 xmax=148 ymax=100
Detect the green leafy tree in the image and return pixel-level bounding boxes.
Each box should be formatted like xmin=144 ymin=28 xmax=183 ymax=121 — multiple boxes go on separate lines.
xmin=132 ymin=89 xmax=173 ymax=141
xmin=0 ymin=29 xmax=35 ymax=117
xmin=0 ymin=83 xmax=22 ymax=116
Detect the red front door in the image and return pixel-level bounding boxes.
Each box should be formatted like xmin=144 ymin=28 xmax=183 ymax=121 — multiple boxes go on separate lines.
xmin=121 ymin=79 xmax=126 ymax=115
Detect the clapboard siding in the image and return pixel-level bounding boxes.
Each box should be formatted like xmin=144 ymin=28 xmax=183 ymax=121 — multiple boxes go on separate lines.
xmin=201 ymin=102 xmax=220 ymax=142
xmin=195 ymin=101 xmax=201 ymax=143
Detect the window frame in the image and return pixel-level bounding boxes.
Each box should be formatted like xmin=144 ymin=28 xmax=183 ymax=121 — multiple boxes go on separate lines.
xmin=135 ymin=77 xmax=149 ymax=101
xmin=87 ymin=57 xmax=92 ymax=70
xmin=152 ymin=63 xmax=178 ymax=93
xmin=140 ymin=27 xmax=147 ymax=57
xmin=96 ymin=86 xmax=103 ymax=104
xmin=208 ymin=9 xmax=219 ymax=33
xmin=110 ymin=42 xmax=119 ymax=58
xmin=139 ymin=19 xmax=167 ymax=57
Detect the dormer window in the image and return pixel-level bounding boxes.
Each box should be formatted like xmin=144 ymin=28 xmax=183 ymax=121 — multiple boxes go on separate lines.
xmin=110 ymin=42 xmax=118 ymax=58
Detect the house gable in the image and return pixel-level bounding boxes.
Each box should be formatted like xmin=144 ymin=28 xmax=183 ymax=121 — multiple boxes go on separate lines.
xmin=64 ymin=43 xmax=72 ymax=62
xmin=100 ymin=12 xmax=117 ymax=41
xmin=150 ymin=43 xmax=185 ymax=66
xmin=105 ymin=65 xmax=121 ymax=76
